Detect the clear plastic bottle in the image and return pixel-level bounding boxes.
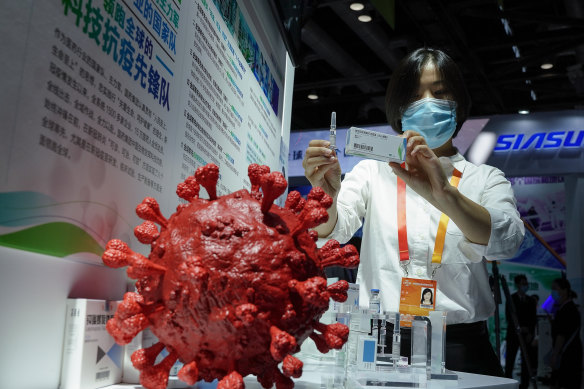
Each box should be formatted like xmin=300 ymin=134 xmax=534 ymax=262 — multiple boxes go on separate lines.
xmin=369 ymin=288 xmax=381 ymax=313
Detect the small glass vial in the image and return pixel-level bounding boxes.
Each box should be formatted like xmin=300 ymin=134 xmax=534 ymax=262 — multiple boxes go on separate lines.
xmin=369 ymin=288 xmax=381 ymax=313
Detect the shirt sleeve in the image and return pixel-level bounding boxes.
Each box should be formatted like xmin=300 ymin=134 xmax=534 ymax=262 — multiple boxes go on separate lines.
xmin=321 ymin=161 xmax=371 ymax=245
xmin=458 ymin=167 xmax=525 ymax=261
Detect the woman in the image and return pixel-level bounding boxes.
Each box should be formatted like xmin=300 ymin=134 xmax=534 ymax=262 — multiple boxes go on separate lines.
xmin=302 ymin=47 xmax=524 ymax=375
xmin=421 ymin=288 xmax=433 ymax=307
xmin=549 ymin=278 xmax=582 ymax=389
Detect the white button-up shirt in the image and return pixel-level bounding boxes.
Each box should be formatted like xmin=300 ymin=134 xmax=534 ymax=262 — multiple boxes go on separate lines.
xmin=323 ymin=153 xmax=525 ymax=324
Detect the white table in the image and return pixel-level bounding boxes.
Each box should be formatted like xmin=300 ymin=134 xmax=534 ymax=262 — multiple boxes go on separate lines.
xmin=108 ymin=360 xmax=518 ymax=389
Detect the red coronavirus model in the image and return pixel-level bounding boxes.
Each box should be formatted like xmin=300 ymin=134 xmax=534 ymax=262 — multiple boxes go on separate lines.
xmin=102 ymin=163 xmax=359 ymax=389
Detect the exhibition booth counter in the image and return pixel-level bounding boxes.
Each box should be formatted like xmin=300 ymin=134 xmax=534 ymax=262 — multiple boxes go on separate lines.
xmin=105 ymin=359 xmax=519 ymax=389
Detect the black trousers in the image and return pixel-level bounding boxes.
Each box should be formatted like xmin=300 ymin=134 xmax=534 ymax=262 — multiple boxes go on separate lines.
xmin=383 ymin=320 xmax=504 ymax=377
xmin=505 ymin=335 xmax=536 ymax=389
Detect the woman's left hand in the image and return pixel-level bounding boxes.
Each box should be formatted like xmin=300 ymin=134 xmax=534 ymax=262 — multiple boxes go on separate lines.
xmin=389 ymin=130 xmax=452 ymax=209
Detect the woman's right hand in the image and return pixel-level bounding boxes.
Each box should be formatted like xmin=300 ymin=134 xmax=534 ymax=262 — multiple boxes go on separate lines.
xmin=302 ymin=140 xmax=342 ymax=199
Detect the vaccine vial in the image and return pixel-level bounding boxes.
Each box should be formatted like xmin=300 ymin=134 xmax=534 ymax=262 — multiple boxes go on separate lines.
xmin=392 ymin=314 xmax=401 ymax=364
xmin=369 ymin=289 xmax=381 ymax=313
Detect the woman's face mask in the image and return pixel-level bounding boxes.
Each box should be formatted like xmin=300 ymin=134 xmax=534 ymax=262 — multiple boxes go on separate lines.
xmin=401 ymin=97 xmax=457 ymax=149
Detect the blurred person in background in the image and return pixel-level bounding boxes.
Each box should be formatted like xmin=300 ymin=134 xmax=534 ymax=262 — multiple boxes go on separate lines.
xmin=505 ymin=274 xmax=537 ymax=389
xmin=547 ymin=278 xmax=581 ymax=389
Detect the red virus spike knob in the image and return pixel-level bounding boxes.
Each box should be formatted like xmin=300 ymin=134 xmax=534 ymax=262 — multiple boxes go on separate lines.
xmin=102 ymin=239 xmax=131 ymax=268
xmin=101 ymin=163 xmax=360 ymax=389
xmin=282 ymin=355 xmax=303 ymax=378
xmin=195 ymin=163 xmax=219 ymax=200
xmin=139 ymin=351 xmax=178 ymax=389
xmin=319 ymin=239 xmax=360 ymax=269
xmin=134 ymin=221 xmax=160 ymax=244
xmin=136 ymin=197 xmax=168 ymax=228
xmin=288 ymin=277 xmax=330 ymax=310
xmin=217 ymin=371 xmax=244 ymax=389
xmin=106 ymin=292 xmax=150 ymax=344
xmin=176 ymin=176 xmax=200 ymax=202
xmin=327 ymin=280 xmax=350 ymax=303
xmin=313 ymin=322 xmax=350 ymax=349
xmin=284 ymin=191 xmax=304 ymax=213
xmin=269 ymin=326 xmax=297 ymax=362
xmin=308 ymin=229 xmax=319 ymax=241
xmin=295 ymin=199 xmax=329 ymax=234
xmin=307 ymin=186 xmax=333 ymax=209
xmin=177 ymin=361 xmax=199 ymax=385
xmin=131 ymin=342 xmax=166 ymax=369
xmin=260 ymin=171 xmax=288 ymax=214
xmin=248 ymin=163 xmax=271 ymax=193
xmin=103 ymin=239 xmax=166 ymax=279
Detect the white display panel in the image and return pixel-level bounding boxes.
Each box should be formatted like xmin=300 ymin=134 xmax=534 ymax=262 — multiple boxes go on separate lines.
xmin=0 ymin=1 xmax=293 ymax=388
xmin=0 ymin=0 xmax=293 ymax=263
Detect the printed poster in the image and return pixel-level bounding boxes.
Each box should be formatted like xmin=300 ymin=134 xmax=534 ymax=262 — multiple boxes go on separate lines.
xmin=0 ymin=0 xmax=292 ymax=263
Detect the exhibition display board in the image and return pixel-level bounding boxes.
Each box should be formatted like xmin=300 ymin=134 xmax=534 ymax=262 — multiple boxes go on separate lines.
xmin=0 ymin=0 xmax=293 ymax=262
xmin=0 ymin=1 xmax=294 ymax=388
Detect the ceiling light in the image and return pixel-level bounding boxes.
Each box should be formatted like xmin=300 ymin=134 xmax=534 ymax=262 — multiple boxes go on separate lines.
xmin=307 ymin=93 xmax=318 ymax=100
xmin=518 ymin=109 xmax=530 ymax=115
xmin=512 ymin=45 xmax=521 ymax=58
xmin=350 ymin=2 xmax=364 ymax=11
xmin=467 ymin=132 xmax=497 ymax=165
xmin=541 ymin=63 xmax=554 ymax=70
xmin=530 ymin=90 xmax=537 ymax=101
xmin=358 ymin=14 xmax=372 ymax=22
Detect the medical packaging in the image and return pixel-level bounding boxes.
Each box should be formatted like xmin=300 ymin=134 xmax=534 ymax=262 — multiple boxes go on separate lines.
xmin=345 ymin=126 xmax=406 ymax=163
xmin=59 ymin=299 xmax=122 ymax=389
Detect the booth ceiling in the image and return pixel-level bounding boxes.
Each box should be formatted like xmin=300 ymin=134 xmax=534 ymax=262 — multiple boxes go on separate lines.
xmin=288 ymin=0 xmax=584 ymax=131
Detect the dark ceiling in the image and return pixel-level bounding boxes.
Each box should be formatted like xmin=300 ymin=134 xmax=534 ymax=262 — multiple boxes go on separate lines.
xmin=286 ymin=0 xmax=584 ymax=132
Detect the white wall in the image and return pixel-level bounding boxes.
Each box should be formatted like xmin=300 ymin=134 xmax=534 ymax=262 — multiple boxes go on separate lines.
xmin=0 ymin=247 xmax=126 ymax=389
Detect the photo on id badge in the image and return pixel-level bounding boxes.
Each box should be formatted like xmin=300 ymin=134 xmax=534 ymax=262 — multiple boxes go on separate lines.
xmin=399 ymin=278 xmax=437 ymax=317
xmin=420 ymin=287 xmax=434 ymax=308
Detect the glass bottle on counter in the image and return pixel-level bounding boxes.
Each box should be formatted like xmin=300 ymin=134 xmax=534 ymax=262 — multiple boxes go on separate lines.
xmin=369 ymin=288 xmax=381 ymax=313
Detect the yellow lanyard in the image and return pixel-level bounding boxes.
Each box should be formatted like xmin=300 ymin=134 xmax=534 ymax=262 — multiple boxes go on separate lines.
xmin=397 ymin=168 xmax=463 ymax=276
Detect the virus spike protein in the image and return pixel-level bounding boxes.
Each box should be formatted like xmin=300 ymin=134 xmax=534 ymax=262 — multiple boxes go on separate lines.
xmin=102 ymin=163 xmax=360 ymax=389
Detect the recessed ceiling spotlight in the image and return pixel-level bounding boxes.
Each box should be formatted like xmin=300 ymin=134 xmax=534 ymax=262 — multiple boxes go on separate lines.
xmin=307 ymin=93 xmax=319 ymax=100
xmin=350 ymin=2 xmax=365 ymax=11
xmin=358 ymin=14 xmax=372 ymax=22
xmin=541 ymin=63 xmax=554 ymax=70
xmin=518 ymin=109 xmax=530 ymax=115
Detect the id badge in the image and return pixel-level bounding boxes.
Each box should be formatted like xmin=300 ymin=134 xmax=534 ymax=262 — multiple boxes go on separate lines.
xmin=399 ymin=277 xmax=437 ymax=326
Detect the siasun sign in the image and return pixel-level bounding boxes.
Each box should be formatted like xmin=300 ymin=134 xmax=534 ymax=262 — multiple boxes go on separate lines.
xmin=494 ymin=130 xmax=584 ymax=151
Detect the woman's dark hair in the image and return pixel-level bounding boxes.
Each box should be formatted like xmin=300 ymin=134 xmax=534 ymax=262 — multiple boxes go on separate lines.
xmin=552 ymin=277 xmax=577 ymax=299
xmin=385 ymin=47 xmax=471 ymax=137
xmin=421 ymin=288 xmax=433 ymax=305
xmin=553 ymin=277 xmax=571 ymax=291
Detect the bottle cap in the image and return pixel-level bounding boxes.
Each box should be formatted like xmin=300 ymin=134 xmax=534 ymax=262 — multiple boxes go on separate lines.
xmin=371 ymin=288 xmax=379 ymax=293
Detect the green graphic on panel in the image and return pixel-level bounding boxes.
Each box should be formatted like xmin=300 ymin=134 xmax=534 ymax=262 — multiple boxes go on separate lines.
xmin=0 ymin=222 xmax=104 ymax=257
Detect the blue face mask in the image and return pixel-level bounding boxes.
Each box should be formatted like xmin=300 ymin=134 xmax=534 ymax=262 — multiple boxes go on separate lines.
xmin=401 ymin=98 xmax=457 ymax=149
xmin=551 ymin=290 xmax=560 ymax=301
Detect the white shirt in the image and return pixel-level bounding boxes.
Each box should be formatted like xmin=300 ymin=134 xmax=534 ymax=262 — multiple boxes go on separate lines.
xmin=323 ymin=153 xmax=525 ymax=324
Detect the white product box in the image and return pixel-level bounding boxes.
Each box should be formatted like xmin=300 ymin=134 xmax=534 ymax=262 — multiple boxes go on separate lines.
xmin=346 ymin=282 xmax=360 ymax=311
xmin=346 ymin=309 xmax=374 ymax=368
xmin=59 ymin=299 xmax=122 ymax=389
xmin=356 ymin=335 xmax=378 ymax=371
xmin=345 ymin=126 xmax=406 ymax=163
